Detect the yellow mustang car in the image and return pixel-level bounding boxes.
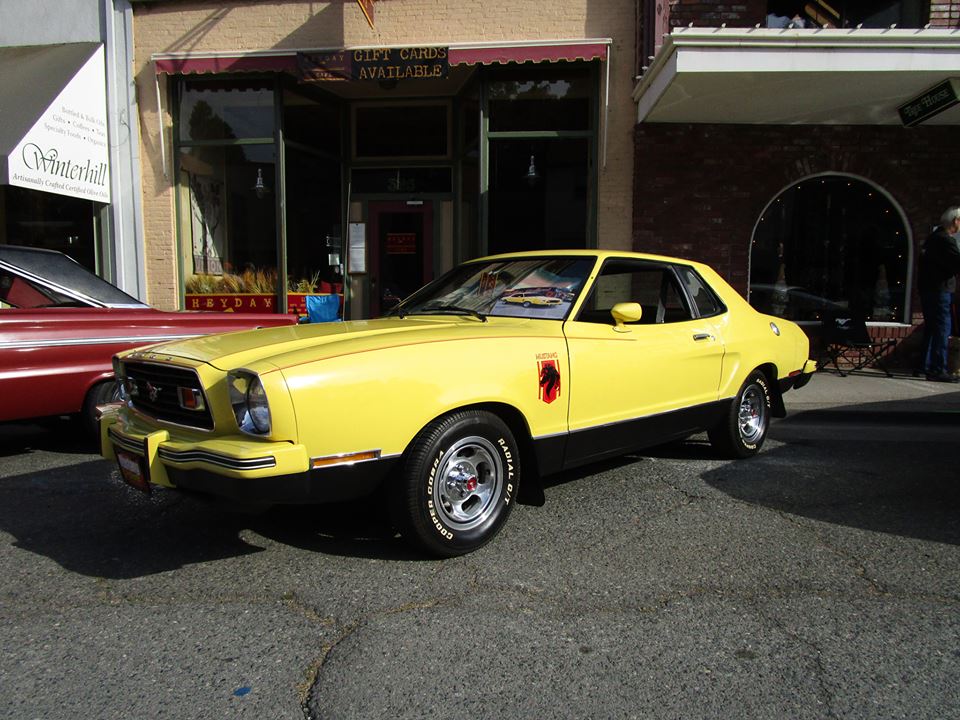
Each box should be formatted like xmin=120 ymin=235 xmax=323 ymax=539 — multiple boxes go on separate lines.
xmin=101 ymin=250 xmax=815 ymax=557
xmin=500 ymin=289 xmax=564 ymax=307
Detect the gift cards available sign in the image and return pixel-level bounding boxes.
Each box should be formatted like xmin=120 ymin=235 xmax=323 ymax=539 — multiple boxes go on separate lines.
xmin=7 ymin=45 xmax=111 ymax=203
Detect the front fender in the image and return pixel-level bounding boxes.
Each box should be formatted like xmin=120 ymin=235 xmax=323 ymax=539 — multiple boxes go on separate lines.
xmin=280 ymin=335 xmax=569 ymax=461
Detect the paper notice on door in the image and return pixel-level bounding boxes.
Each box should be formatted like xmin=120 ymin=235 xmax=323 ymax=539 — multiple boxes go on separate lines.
xmin=348 ymin=222 xmax=366 ymax=274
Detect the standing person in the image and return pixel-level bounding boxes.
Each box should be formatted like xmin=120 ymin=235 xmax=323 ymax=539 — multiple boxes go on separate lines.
xmin=917 ymin=206 xmax=960 ymax=382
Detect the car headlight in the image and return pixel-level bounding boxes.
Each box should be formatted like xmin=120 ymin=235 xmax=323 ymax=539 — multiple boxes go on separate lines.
xmin=228 ymin=371 xmax=272 ymax=435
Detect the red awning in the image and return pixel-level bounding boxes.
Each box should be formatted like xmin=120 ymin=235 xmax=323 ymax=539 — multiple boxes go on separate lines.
xmin=448 ymin=42 xmax=608 ymax=66
xmin=153 ymin=41 xmax=609 ymax=75
xmin=154 ymin=54 xmax=298 ymax=75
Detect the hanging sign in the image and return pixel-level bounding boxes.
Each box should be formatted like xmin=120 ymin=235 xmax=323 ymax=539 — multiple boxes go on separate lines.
xmin=298 ymin=46 xmax=448 ymax=83
xmin=297 ymin=51 xmax=352 ymax=82
xmin=898 ymin=79 xmax=960 ymax=127
xmin=357 ymin=0 xmax=375 ymax=29
xmin=7 ymin=45 xmax=110 ymax=203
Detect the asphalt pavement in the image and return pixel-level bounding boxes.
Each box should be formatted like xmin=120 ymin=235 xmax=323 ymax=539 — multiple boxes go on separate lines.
xmin=1 ymin=365 xmax=958 ymax=720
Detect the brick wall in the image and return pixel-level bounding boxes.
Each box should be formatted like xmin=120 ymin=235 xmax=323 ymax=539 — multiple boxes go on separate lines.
xmin=633 ymin=123 xmax=960 ymax=364
xmin=132 ymin=0 xmax=637 ymax=310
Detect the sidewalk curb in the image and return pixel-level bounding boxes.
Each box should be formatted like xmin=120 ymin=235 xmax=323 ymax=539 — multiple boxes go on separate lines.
xmin=780 ymin=408 xmax=960 ymax=425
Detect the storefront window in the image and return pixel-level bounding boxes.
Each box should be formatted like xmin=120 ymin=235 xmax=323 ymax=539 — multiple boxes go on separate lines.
xmin=179 ymin=80 xmax=275 ymax=142
xmin=177 ymin=78 xmax=278 ymax=311
xmin=177 ymin=79 xmax=345 ymax=314
xmin=0 ymin=186 xmax=101 ymax=272
xmin=749 ymin=175 xmax=909 ymax=323
xmin=178 ymin=144 xmax=279 ymax=312
xmin=484 ymin=64 xmax=595 ymax=255
xmin=487 ymin=138 xmax=589 ymax=255
xmin=487 ymin=66 xmax=592 ymax=132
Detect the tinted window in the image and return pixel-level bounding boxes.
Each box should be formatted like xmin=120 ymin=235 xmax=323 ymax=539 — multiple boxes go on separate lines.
xmin=577 ymin=260 xmax=692 ymax=325
xmin=676 ymin=265 xmax=724 ymax=317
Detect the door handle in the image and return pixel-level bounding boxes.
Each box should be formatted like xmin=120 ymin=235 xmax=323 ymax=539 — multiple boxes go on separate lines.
xmin=692 ymin=333 xmax=714 ymax=341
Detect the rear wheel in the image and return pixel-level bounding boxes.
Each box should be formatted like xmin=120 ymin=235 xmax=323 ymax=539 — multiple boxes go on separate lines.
xmin=393 ymin=410 xmax=518 ymax=557
xmin=708 ymin=371 xmax=771 ymax=458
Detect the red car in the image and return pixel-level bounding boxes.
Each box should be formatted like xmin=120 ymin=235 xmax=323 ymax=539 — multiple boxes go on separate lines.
xmin=0 ymin=246 xmax=297 ymax=432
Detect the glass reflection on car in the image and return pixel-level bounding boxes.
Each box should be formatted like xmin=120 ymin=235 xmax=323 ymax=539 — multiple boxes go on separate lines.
xmin=392 ymin=257 xmax=594 ymax=321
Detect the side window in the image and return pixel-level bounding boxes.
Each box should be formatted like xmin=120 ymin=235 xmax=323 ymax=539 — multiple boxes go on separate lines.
xmin=660 ymin=275 xmax=692 ymax=323
xmin=676 ymin=265 xmax=725 ymax=318
xmin=576 ymin=260 xmax=693 ymax=324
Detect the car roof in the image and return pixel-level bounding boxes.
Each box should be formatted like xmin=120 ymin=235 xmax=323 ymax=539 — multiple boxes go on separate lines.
xmin=476 ymin=248 xmax=710 ymax=269
xmin=0 ymin=245 xmax=146 ymax=308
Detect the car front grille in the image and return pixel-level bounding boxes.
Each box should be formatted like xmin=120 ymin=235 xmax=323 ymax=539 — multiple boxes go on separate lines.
xmin=124 ymin=361 xmax=214 ymax=430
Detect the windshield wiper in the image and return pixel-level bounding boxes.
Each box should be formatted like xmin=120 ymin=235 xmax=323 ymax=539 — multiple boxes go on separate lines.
xmin=419 ymin=304 xmax=487 ymax=322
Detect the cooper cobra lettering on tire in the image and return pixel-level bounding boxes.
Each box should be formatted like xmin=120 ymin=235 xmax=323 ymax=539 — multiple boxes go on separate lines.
xmin=707 ymin=370 xmax=771 ymax=459
xmin=393 ymin=410 xmax=519 ymax=557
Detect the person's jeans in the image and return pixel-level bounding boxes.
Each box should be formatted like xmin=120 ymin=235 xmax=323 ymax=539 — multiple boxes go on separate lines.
xmin=920 ymin=290 xmax=952 ymax=376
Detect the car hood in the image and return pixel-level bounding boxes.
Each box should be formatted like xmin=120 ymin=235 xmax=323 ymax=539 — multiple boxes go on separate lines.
xmin=128 ymin=315 xmax=535 ymax=371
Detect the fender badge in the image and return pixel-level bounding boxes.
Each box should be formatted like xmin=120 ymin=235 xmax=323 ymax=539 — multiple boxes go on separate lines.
xmin=538 ymin=359 xmax=561 ymax=404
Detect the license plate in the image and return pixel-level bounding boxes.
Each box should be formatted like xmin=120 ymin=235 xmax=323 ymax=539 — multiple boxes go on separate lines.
xmin=116 ymin=449 xmax=150 ymax=494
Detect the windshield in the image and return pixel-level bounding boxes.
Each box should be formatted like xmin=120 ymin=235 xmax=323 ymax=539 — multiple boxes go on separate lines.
xmin=395 ymin=256 xmax=596 ymax=321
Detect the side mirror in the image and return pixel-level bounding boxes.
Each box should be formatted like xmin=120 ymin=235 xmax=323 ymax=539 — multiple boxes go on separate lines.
xmin=611 ymin=302 xmax=642 ymax=332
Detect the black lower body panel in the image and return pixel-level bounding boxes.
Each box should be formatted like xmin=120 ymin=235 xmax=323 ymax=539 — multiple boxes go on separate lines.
xmin=533 ymin=400 xmax=730 ymax=474
xmin=166 ymin=456 xmax=400 ymax=504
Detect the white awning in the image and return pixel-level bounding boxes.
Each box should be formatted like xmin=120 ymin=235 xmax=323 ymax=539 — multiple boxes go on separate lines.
xmin=0 ymin=43 xmax=111 ymax=202
xmin=633 ymin=27 xmax=960 ymax=125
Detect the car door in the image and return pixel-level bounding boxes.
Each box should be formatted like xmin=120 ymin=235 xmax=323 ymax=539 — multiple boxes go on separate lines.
xmin=562 ymin=259 xmax=725 ymax=465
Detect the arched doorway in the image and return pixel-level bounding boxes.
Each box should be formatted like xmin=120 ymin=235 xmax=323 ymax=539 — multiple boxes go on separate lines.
xmin=749 ymin=174 xmax=911 ymax=324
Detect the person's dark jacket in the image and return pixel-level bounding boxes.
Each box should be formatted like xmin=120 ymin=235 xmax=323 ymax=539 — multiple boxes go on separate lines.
xmin=918 ymin=226 xmax=960 ymax=294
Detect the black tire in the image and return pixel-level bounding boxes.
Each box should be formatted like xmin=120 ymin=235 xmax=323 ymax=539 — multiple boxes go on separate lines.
xmin=522 ymin=301 xmax=531 ymax=308
xmin=81 ymin=379 xmax=121 ymax=439
xmin=708 ymin=371 xmax=771 ymax=459
xmin=393 ymin=410 xmax=519 ymax=557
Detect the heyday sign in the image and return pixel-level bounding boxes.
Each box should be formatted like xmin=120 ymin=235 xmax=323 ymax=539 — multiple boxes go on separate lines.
xmin=8 ymin=46 xmax=110 ymax=203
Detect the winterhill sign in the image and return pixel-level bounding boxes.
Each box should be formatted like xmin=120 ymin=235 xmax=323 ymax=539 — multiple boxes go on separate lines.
xmin=14 ymin=145 xmax=108 ymax=197
xmin=7 ymin=46 xmax=111 ymax=203
xmin=298 ymin=46 xmax=449 ymax=83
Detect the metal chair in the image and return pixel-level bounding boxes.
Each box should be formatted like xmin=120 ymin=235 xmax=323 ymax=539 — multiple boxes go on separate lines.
xmin=818 ymin=312 xmax=895 ymax=377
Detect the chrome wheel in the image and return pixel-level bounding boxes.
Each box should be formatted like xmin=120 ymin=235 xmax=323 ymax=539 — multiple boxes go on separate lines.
xmin=738 ymin=383 xmax=767 ymax=445
xmin=709 ymin=371 xmax=771 ymax=459
xmin=396 ymin=409 xmax=518 ymax=557
xmin=434 ymin=436 xmax=502 ymax=530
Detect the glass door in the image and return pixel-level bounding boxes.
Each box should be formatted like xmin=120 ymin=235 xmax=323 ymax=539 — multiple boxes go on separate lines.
xmin=368 ymin=201 xmax=434 ymax=317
